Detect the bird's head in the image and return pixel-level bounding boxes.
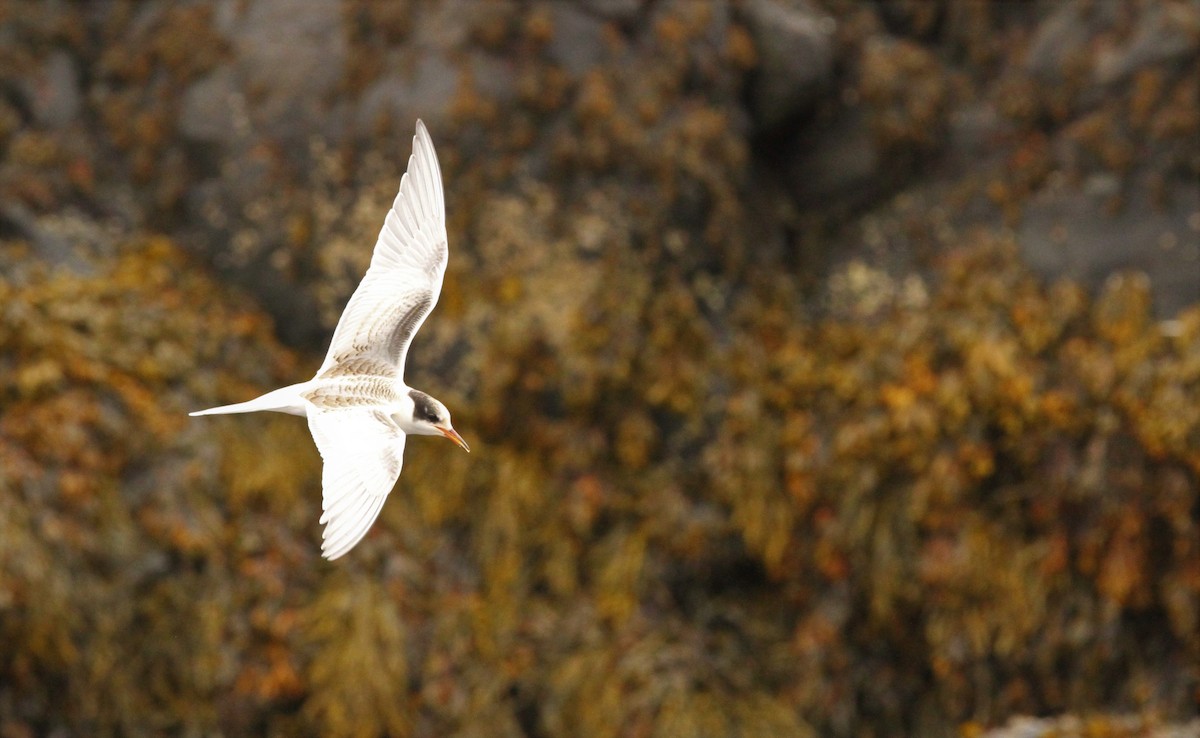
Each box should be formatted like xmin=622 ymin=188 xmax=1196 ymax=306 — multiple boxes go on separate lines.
xmin=405 ymin=390 xmax=470 ymax=452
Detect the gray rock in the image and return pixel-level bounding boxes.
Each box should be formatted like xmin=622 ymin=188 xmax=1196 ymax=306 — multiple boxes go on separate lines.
xmin=21 ymin=51 xmax=82 ymax=128
xmin=1093 ymin=2 xmax=1200 ymax=85
xmin=579 ymin=0 xmax=643 ymax=23
xmin=945 ymin=101 xmax=1015 ymax=166
xmin=468 ymin=51 xmax=519 ymax=107
xmin=411 ymin=0 xmax=474 ymax=50
xmin=786 ymin=105 xmax=881 ymax=210
xmin=226 ymin=0 xmax=347 ymax=139
xmin=1018 ymin=171 xmax=1200 ymax=318
xmin=179 ymin=66 xmax=243 ymax=144
xmin=357 ymin=54 xmax=458 ymax=136
xmin=0 ymin=203 xmax=108 ymax=278
xmin=742 ymin=0 xmax=835 ymax=129
xmin=1023 ymin=0 xmax=1198 ymax=87
xmin=547 ymin=4 xmax=609 ymax=76
xmin=1024 ymin=0 xmax=1120 ymax=80
xmin=179 ymin=0 xmax=347 ymax=143
xmin=0 ymin=202 xmax=74 ymax=271
xmin=983 ymin=716 xmax=1200 ymax=738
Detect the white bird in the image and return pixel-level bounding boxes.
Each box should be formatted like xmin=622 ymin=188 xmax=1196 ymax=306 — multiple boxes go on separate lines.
xmin=191 ymin=120 xmax=469 ymax=560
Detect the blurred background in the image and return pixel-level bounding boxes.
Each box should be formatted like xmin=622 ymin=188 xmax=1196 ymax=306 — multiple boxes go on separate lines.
xmin=1 ymin=0 xmax=1199 ymax=736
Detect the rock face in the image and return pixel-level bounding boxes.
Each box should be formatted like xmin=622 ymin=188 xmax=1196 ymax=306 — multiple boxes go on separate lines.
xmin=20 ymin=51 xmax=82 ymax=129
xmin=1 ymin=1 xmax=1199 ymax=737
xmin=982 ymin=715 xmax=1200 ymax=738
xmin=741 ymin=0 xmax=835 ymax=130
xmin=3 ymin=0 xmax=1194 ymax=330
xmin=180 ymin=0 xmax=348 ymax=143
xmin=1019 ymin=174 xmax=1200 ymax=316
xmin=1003 ymin=0 xmax=1200 ymax=316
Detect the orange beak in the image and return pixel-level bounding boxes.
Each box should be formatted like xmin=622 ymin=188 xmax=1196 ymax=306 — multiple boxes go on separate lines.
xmin=438 ymin=425 xmax=470 ymax=453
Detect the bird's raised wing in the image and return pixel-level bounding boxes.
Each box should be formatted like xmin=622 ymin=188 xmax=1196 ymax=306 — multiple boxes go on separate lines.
xmin=308 ymin=407 xmax=407 ymax=560
xmin=317 ymin=120 xmax=448 ymax=381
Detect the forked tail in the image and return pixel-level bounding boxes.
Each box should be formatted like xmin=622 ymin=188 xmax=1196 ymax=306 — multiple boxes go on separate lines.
xmin=189 ymin=382 xmax=311 ymax=418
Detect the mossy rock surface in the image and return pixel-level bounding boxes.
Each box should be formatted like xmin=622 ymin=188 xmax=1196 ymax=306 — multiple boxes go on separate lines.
xmin=2 ymin=1 xmax=1199 ymax=736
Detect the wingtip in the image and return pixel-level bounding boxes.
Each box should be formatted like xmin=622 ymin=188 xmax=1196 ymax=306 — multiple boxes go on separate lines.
xmin=413 ymin=119 xmax=437 ymax=157
xmin=319 ymin=538 xmax=354 ymax=563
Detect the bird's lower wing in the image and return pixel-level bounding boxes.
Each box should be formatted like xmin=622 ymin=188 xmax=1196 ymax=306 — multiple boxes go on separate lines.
xmin=307 ymin=408 xmax=407 ymax=560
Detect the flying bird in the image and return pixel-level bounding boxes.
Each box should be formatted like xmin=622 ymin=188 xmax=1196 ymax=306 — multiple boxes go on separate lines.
xmin=191 ymin=120 xmax=469 ymax=560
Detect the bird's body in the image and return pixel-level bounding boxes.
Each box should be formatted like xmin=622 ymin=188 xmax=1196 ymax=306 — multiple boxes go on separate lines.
xmin=191 ymin=120 xmax=468 ymax=560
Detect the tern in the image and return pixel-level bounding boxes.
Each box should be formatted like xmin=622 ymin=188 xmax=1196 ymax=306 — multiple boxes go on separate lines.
xmin=191 ymin=120 xmax=469 ymax=560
